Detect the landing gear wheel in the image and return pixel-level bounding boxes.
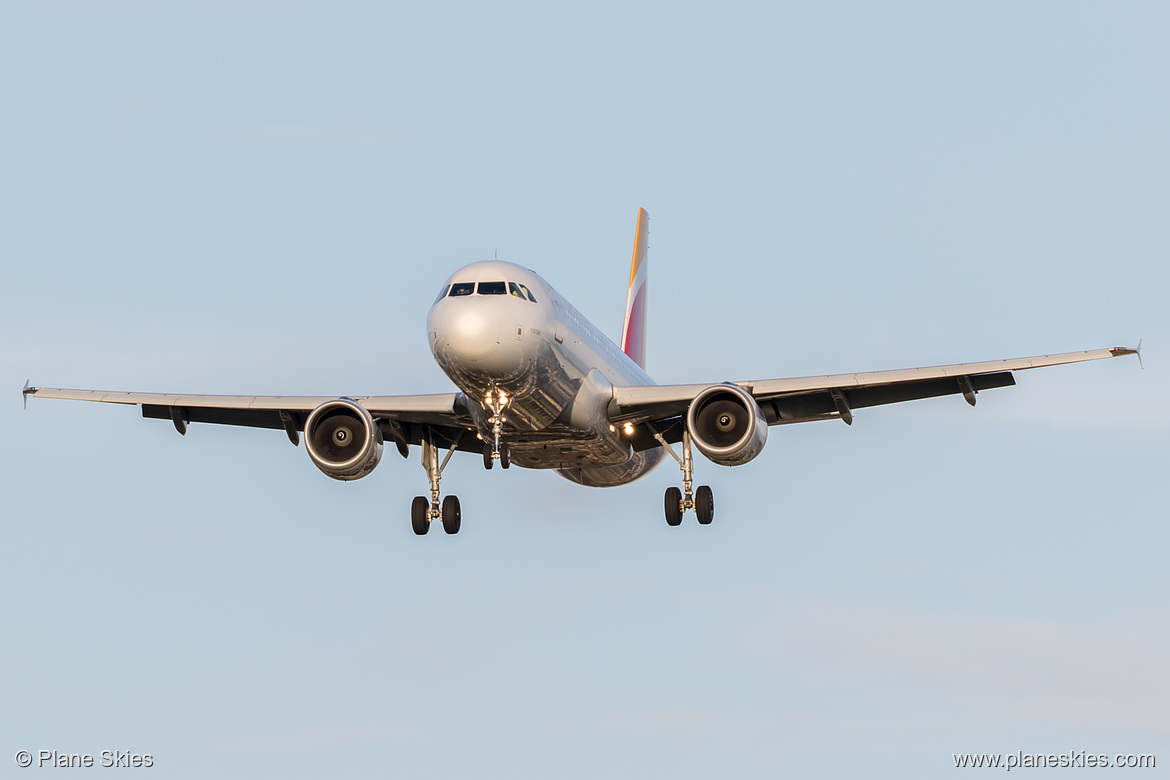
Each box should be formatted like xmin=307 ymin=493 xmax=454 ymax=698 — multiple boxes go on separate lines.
xmin=483 ymin=444 xmax=494 ymax=470
xmin=664 ymin=486 xmax=683 ymax=526
xmin=441 ymin=495 xmax=461 ymax=534
xmin=411 ymin=496 xmax=430 ymax=535
xmin=499 ymin=442 xmax=510 ymax=469
xmin=695 ymin=485 xmax=714 ymax=525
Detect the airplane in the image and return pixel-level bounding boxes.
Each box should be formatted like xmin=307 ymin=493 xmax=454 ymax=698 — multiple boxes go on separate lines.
xmin=23 ymin=209 xmax=1140 ymax=535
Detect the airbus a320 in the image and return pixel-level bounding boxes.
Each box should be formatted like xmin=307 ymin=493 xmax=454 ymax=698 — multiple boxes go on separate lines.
xmin=24 ymin=209 xmax=1139 ymax=534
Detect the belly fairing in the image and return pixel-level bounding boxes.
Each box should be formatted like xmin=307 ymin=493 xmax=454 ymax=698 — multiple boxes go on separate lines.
xmin=557 ymin=448 xmax=665 ymax=487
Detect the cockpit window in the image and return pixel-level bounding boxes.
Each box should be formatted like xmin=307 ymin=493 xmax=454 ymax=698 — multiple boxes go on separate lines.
xmin=433 ymin=284 xmax=450 ymax=304
xmin=446 ymin=280 xmax=536 ymax=300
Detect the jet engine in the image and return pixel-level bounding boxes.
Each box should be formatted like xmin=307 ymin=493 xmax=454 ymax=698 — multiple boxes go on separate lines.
xmin=304 ymin=398 xmax=383 ymax=480
xmin=686 ymin=383 xmax=767 ymax=466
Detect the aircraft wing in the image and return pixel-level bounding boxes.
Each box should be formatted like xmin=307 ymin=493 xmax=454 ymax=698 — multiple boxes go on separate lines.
xmin=608 ymin=346 xmax=1139 ymax=446
xmin=22 ymin=385 xmax=477 ymax=452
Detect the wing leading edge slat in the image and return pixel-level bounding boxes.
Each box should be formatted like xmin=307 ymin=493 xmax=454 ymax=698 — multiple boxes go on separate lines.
xmin=26 ymin=387 xmax=462 ymax=415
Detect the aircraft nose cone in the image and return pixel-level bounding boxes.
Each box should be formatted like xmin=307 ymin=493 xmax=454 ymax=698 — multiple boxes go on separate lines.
xmin=445 ymin=306 xmax=501 ymax=363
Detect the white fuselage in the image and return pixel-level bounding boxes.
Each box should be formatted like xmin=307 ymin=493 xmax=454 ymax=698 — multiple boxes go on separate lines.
xmin=426 ymin=260 xmax=664 ymax=486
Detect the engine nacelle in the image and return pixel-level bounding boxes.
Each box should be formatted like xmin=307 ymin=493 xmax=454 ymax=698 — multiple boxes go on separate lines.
xmin=304 ymin=398 xmax=383 ymax=480
xmin=686 ymin=383 xmax=767 ymax=466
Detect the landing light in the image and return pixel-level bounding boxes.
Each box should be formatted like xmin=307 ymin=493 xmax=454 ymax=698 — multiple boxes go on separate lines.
xmin=623 ymin=422 xmax=634 ymax=436
xmin=484 ymin=389 xmax=509 ymax=405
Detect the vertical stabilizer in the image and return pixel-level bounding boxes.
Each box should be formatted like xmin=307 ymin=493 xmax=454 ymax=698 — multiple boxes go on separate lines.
xmin=621 ymin=208 xmax=649 ymax=369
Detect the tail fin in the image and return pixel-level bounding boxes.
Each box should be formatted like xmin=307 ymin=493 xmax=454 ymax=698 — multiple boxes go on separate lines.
xmin=620 ymin=208 xmax=649 ymax=369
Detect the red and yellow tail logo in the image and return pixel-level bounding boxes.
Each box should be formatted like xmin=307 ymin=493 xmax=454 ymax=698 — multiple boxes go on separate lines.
xmin=620 ymin=208 xmax=649 ymax=369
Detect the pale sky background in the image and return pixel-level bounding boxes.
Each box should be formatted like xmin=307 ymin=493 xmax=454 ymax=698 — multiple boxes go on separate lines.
xmin=2 ymin=2 xmax=1168 ymax=777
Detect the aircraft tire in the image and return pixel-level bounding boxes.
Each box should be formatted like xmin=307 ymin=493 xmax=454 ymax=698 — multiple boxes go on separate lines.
xmin=442 ymin=495 xmax=461 ymax=535
xmin=411 ymin=496 xmax=430 ymax=535
xmin=483 ymin=445 xmax=493 ymax=470
xmin=500 ymin=442 xmax=510 ymax=469
xmin=695 ymin=485 xmax=714 ymax=525
xmin=664 ymin=487 xmax=683 ymax=526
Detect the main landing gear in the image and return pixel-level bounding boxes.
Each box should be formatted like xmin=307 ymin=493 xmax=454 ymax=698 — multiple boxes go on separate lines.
xmin=412 ymin=434 xmax=462 ymax=535
xmin=481 ymin=385 xmax=512 ymax=470
xmin=654 ymin=429 xmax=714 ymax=527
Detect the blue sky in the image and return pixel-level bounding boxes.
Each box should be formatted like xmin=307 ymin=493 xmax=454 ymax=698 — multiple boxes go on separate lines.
xmin=2 ymin=2 xmax=1167 ymax=777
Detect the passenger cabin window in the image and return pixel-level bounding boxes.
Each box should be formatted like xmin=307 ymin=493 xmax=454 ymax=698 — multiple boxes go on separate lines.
xmin=477 ymin=281 xmax=507 ymax=295
xmin=518 ymin=283 xmax=537 ymax=302
xmin=433 ymin=285 xmax=450 ymax=304
xmin=448 ymin=282 xmax=475 ymax=297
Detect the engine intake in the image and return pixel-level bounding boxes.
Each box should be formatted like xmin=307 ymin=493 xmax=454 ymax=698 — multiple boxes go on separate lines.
xmin=686 ymin=383 xmax=767 ymax=466
xmin=304 ymin=398 xmax=383 ymax=480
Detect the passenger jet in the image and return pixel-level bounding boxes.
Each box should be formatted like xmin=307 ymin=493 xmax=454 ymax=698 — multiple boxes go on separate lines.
xmin=24 ymin=209 xmax=1139 ymax=534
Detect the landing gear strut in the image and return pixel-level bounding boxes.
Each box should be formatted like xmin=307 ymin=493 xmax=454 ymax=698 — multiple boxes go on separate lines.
xmin=412 ymin=430 xmax=462 ymax=535
xmin=653 ymin=429 xmax=714 ymax=526
xmin=482 ymin=385 xmax=512 ymax=469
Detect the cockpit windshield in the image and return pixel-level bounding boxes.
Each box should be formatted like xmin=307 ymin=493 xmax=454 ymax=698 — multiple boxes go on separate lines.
xmin=445 ymin=280 xmax=536 ymax=302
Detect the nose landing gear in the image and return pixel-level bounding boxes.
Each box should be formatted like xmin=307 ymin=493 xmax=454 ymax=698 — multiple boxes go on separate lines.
xmin=412 ymin=432 xmax=463 ymax=535
xmin=652 ymin=429 xmax=715 ymax=526
xmin=483 ymin=441 xmax=510 ymax=469
xmin=481 ymin=385 xmax=512 ymax=470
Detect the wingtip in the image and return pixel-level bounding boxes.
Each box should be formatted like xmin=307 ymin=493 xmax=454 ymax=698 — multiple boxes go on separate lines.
xmin=1110 ymin=341 xmax=1143 ymax=369
xmin=22 ymin=379 xmax=32 ymax=410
